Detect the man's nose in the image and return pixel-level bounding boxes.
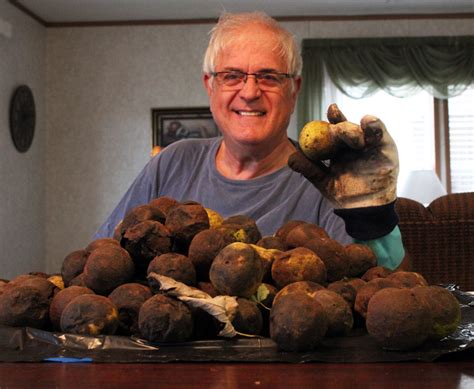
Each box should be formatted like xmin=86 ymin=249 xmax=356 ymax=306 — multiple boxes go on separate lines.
xmin=238 ymin=75 xmax=262 ymax=100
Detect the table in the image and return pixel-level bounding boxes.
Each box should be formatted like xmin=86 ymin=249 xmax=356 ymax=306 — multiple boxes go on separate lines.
xmin=1 ymin=361 xmax=473 ymax=388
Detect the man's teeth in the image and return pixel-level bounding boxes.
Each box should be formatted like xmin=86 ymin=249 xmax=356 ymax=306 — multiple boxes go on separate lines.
xmin=238 ymin=111 xmax=264 ymax=116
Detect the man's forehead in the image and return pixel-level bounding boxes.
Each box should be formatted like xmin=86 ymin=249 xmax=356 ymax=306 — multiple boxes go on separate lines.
xmin=216 ymin=30 xmax=286 ymax=70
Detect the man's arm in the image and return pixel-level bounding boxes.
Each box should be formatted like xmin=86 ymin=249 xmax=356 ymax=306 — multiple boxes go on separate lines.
xmin=289 ymin=104 xmax=407 ymax=269
xmin=354 ymin=226 xmax=407 ymax=270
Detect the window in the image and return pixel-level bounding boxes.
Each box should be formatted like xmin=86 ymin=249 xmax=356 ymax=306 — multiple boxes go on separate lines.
xmin=448 ymin=85 xmax=474 ymax=193
xmin=299 ymin=37 xmax=474 ymax=197
xmin=321 ymin=82 xmax=435 ymax=188
xmin=322 ymin=80 xmax=474 ymax=195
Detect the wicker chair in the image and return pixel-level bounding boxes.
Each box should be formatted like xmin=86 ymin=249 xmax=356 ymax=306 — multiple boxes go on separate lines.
xmin=395 ymin=193 xmax=474 ymax=291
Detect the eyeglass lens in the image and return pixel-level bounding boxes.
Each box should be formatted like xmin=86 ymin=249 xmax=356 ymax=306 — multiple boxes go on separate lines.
xmin=214 ymin=71 xmax=289 ymax=90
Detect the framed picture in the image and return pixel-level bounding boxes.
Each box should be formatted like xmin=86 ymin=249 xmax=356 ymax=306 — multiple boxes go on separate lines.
xmin=152 ymin=107 xmax=220 ymax=148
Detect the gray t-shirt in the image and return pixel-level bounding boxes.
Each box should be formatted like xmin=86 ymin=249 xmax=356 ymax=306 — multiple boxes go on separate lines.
xmin=94 ymin=137 xmax=351 ymax=244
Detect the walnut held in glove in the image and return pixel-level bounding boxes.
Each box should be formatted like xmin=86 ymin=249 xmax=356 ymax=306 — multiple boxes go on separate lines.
xmin=290 ymin=104 xmax=399 ymax=209
xmin=299 ymin=120 xmax=363 ymax=161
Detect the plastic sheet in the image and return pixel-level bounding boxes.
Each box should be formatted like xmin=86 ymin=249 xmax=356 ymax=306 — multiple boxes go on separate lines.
xmin=0 ymin=290 xmax=472 ymax=364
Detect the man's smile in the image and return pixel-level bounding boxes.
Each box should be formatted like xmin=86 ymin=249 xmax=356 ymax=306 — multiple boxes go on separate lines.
xmin=234 ymin=110 xmax=266 ymax=116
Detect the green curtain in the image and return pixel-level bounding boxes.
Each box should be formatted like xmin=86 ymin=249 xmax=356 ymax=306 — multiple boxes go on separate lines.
xmin=297 ymin=36 xmax=474 ymax=130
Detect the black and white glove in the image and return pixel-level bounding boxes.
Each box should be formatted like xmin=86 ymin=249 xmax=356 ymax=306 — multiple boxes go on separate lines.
xmin=288 ymin=104 xmax=400 ymax=240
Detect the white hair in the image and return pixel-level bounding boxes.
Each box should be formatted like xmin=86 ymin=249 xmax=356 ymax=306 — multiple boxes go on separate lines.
xmin=203 ymin=12 xmax=302 ymax=77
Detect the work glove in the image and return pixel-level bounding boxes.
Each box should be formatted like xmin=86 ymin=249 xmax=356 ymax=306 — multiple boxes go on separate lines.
xmin=288 ymin=104 xmax=399 ymax=240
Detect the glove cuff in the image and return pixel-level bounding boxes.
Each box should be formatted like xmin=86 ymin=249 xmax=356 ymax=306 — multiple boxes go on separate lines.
xmin=334 ymin=200 xmax=399 ymax=240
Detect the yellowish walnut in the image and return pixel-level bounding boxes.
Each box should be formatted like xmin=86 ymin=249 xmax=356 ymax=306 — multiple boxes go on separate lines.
xmin=205 ymin=208 xmax=224 ymax=229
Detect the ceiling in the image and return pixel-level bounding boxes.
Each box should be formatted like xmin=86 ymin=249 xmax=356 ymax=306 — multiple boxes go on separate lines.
xmin=12 ymin=0 xmax=474 ymax=24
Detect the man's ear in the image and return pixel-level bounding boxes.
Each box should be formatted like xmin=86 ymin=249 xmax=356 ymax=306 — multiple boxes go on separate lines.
xmin=203 ymin=73 xmax=213 ymax=96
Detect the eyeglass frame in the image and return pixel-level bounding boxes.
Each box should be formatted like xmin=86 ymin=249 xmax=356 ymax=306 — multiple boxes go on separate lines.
xmin=209 ymin=70 xmax=295 ymax=90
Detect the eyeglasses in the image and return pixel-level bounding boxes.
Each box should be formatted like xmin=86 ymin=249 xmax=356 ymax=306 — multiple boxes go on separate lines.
xmin=210 ymin=70 xmax=293 ymax=90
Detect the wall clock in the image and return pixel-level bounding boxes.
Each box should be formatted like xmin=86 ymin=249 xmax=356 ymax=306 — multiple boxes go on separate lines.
xmin=9 ymin=85 xmax=36 ymax=153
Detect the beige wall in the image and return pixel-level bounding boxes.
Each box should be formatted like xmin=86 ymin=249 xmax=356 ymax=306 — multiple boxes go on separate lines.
xmin=0 ymin=2 xmax=46 ymax=279
xmin=45 ymin=24 xmax=213 ymax=272
xmin=1 ymin=1 xmax=473 ymax=277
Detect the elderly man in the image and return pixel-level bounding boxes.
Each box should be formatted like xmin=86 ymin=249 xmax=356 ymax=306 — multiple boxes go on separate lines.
xmin=94 ymin=12 xmax=406 ymax=270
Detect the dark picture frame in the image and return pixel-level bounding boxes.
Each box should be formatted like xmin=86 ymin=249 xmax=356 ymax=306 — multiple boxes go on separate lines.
xmin=152 ymin=107 xmax=220 ymax=148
